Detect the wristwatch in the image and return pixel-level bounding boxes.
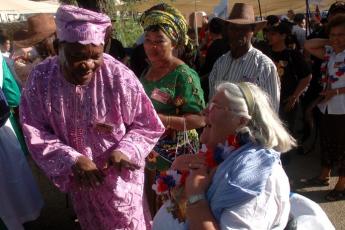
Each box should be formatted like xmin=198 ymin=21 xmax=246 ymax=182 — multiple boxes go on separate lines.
xmin=187 ymin=193 xmax=206 ymax=206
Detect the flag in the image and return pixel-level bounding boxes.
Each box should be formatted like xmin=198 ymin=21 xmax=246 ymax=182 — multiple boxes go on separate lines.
xmin=315 ymin=5 xmax=321 ymax=21
xmin=213 ymin=0 xmax=228 ymax=19
xmin=308 ymin=0 xmax=323 ymax=4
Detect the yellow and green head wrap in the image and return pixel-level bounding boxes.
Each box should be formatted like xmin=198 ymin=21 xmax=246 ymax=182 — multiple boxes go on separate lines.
xmin=140 ymin=3 xmax=189 ymax=47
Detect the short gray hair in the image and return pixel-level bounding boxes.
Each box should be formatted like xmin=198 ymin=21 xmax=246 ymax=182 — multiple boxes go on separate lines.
xmin=216 ymin=82 xmax=296 ymax=153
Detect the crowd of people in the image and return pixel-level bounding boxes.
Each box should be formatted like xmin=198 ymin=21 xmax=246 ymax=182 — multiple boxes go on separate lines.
xmin=0 ymin=1 xmax=345 ymax=230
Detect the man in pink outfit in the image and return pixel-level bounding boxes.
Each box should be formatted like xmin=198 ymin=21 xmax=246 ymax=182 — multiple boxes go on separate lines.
xmin=20 ymin=5 xmax=164 ymax=230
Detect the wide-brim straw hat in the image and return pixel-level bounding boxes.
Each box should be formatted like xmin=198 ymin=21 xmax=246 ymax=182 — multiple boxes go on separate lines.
xmin=221 ymin=3 xmax=267 ymax=33
xmin=13 ymin=13 xmax=56 ymax=48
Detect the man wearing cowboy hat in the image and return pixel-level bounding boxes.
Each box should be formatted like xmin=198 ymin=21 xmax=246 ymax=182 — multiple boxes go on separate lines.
xmin=209 ymin=3 xmax=280 ymax=111
xmin=12 ymin=13 xmax=56 ymax=87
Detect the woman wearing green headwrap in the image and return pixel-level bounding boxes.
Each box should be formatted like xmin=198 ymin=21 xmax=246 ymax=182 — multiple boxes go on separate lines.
xmin=140 ymin=3 xmax=205 ymax=216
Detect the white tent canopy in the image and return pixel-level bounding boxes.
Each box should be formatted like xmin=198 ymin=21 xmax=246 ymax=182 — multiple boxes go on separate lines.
xmin=0 ymin=0 xmax=59 ymax=14
xmin=132 ymin=0 xmax=336 ymax=18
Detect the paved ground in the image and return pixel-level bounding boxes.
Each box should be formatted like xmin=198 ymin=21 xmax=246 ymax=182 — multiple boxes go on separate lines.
xmin=285 ymin=146 xmax=345 ymax=230
xmin=24 ymin=160 xmax=79 ymax=230
xmin=25 ymin=139 xmax=345 ymax=230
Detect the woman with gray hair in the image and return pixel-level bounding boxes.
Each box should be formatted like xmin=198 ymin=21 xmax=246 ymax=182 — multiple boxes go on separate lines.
xmin=201 ymin=82 xmax=296 ymax=153
xmin=152 ymin=82 xmax=296 ymax=230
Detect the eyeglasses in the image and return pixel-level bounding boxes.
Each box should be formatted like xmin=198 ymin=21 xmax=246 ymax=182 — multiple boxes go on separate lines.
xmin=206 ymin=102 xmax=246 ymax=115
xmin=207 ymin=102 xmax=231 ymax=111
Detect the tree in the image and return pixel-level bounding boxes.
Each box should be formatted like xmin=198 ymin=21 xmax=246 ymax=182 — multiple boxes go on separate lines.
xmin=58 ymin=0 xmax=117 ymax=17
xmin=58 ymin=0 xmax=143 ymax=47
xmin=63 ymin=0 xmax=77 ymax=4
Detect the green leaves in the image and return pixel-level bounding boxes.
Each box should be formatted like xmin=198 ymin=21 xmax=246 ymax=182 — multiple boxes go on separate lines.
xmin=58 ymin=0 xmax=144 ymax=47
xmin=58 ymin=0 xmax=117 ymax=16
xmin=113 ymin=16 xmax=143 ymax=47
xmin=58 ymin=0 xmax=78 ymax=5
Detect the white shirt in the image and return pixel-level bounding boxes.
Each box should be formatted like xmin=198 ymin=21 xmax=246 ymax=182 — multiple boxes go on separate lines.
xmin=1 ymin=51 xmax=10 ymax=58
xmin=152 ymin=163 xmax=290 ymax=230
xmin=318 ymin=46 xmax=345 ymax=115
xmin=289 ymin=193 xmax=335 ymax=230
xmin=208 ymin=46 xmax=280 ymax=111
xmin=219 ymin=163 xmax=290 ymax=230
xmin=292 ymin=25 xmax=306 ymax=50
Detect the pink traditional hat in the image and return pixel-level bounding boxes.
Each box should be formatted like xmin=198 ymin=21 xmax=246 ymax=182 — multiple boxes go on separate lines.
xmin=55 ymin=5 xmax=111 ymax=45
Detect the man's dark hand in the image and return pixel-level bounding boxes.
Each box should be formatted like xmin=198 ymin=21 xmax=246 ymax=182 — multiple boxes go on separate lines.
xmin=108 ymin=150 xmax=140 ymax=172
xmin=72 ymin=155 xmax=105 ymax=187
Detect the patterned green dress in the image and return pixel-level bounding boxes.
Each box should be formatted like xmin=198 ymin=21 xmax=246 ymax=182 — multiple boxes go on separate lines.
xmin=141 ymin=64 xmax=205 ymax=170
xmin=1 ymin=57 xmax=28 ymax=155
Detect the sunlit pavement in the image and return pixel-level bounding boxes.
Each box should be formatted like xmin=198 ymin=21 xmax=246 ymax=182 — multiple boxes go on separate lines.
xmin=24 ymin=140 xmax=345 ymax=230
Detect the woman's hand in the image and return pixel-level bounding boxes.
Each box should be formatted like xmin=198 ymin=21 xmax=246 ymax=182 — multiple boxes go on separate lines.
xmin=158 ymin=113 xmax=205 ymax=131
xmin=283 ymin=95 xmax=298 ymax=112
xmin=185 ymin=166 xmax=220 ymax=230
xmin=185 ymin=165 xmax=216 ymax=197
xmin=72 ymin=155 xmax=105 ymax=187
xmin=305 ymin=96 xmax=324 ymax=130
xmin=108 ymin=150 xmax=140 ymax=172
xmin=158 ymin=113 xmax=168 ymax=127
xmin=171 ymin=153 xmax=206 ymax=171
xmin=319 ymin=89 xmax=337 ymax=104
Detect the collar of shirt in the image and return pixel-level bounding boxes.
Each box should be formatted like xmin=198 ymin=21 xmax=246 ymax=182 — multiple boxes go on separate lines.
xmin=229 ymin=45 xmax=254 ymax=62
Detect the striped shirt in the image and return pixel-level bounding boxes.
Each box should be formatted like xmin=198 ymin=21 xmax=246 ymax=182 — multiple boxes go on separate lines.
xmin=209 ymin=46 xmax=280 ymax=111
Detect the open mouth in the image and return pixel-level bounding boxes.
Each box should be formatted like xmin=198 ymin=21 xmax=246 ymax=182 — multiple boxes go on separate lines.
xmin=77 ymin=71 xmax=93 ymax=79
xmin=204 ymin=123 xmax=212 ymax=128
xmin=83 ymin=71 xmax=93 ymax=76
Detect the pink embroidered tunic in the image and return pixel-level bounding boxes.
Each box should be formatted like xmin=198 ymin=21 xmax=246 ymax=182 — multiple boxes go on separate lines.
xmin=20 ymin=54 xmax=165 ymax=230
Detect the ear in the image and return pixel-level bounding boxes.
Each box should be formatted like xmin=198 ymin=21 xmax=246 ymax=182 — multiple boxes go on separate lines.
xmin=171 ymin=41 xmax=177 ymax=50
xmin=57 ymin=42 xmax=64 ymax=53
xmin=104 ymin=26 xmax=112 ymax=50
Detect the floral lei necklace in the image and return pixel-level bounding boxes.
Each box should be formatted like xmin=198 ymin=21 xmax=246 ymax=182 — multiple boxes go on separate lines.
xmin=152 ymin=135 xmax=242 ymax=222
